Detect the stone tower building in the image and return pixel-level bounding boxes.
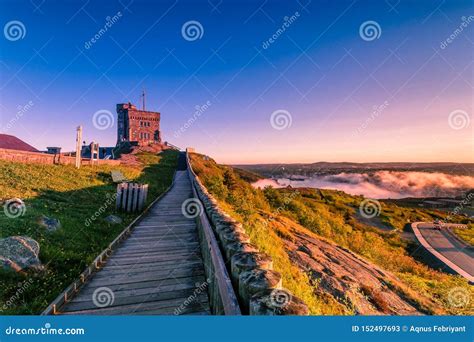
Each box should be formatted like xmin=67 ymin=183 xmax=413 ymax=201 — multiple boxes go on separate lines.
xmin=116 ymin=103 xmax=161 ymax=146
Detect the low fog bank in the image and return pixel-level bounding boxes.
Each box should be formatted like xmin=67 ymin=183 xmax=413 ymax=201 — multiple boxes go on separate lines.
xmin=252 ymin=171 xmax=474 ymax=199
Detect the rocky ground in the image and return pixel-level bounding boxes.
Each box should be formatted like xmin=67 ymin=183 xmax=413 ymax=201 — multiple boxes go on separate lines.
xmin=270 ymin=216 xmax=440 ymax=315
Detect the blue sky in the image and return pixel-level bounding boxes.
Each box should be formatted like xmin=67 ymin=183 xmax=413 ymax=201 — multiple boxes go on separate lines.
xmin=0 ymin=0 xmax=472 ymax=163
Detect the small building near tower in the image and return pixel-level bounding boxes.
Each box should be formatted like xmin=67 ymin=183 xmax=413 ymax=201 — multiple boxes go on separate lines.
xmin=116 ymin=103 xmax=161 ymax=146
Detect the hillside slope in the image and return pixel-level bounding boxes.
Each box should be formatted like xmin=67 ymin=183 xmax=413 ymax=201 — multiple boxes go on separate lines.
xmin=0 ymin=150 xmax=178 ymax=314
xmin=190 ymin=153 xmax=472 ymax=315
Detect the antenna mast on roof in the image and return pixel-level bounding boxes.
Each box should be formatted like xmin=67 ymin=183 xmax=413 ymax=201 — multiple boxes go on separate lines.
xmin=141 ymin=88 xmax=146 ymax=111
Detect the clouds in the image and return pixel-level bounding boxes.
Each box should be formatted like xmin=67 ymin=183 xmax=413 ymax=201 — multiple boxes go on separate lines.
xmin=253 ymin=171 xmax=474 ymax=199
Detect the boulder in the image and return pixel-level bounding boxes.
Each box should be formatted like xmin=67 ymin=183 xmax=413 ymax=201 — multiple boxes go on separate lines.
xmin=38 ymin=215 xmax=61 ymax=232
xmin=0 ymin=236 xmax=42 ymax=272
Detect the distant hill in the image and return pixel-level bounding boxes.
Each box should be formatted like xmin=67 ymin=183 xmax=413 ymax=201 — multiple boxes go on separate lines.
xmin=234 ymin=162 xmax=474 ymax=177
xmin=0 ymin=134 xmax=38 ymax=152
xmin=190 ymin=153 xmax=473 ymax=315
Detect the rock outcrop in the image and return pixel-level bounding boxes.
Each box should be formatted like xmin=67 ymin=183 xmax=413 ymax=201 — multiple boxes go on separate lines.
xmin=275 ymin=217 xmax=436 ymax=315
xmin=0 ymin=236 xmax=42 ymax=272
xmin=38 ymin=215 xmax=61 ymax=232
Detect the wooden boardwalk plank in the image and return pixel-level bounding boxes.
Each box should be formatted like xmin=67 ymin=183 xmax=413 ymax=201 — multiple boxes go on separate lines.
xmin=65 ymin=287 xmax=209 ymax=312
xmin=59 ymin=167 xmax=211 ymax=316
xmin=62 ymin=298 xmax=210 ymax=316
xmin=75 ymin=275 xmax=207 ymax=297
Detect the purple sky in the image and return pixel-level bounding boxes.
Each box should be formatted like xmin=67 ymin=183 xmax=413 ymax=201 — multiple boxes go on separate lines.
xmin=0 ymin=0 xmax=472 ymax=164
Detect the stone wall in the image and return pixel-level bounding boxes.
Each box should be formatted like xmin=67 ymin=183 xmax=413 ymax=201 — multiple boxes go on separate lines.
xmin=186 ymin=152 xmax=308 ymax=315
xmin=0 ymin=148 xmax=120 ymax=166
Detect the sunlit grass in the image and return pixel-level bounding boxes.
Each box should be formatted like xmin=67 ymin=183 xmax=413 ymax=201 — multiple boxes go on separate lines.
xmin=0 ymin=150 xmax=178 ymax=314
xmin=189 ymin=152 xmax=473 ymax=315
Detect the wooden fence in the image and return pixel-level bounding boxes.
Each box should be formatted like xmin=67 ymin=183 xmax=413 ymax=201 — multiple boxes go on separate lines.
xmin=116 ymin=182 xmax=148 ymax=212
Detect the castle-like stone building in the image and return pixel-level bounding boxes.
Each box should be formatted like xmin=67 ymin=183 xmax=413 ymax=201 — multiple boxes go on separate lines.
xmin=116 ymin=103 xmax=161 ymax=146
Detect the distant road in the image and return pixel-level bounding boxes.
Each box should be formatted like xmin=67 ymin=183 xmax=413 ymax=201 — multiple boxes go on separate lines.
xmin=412 ymin=222 xmax=474 ymax=283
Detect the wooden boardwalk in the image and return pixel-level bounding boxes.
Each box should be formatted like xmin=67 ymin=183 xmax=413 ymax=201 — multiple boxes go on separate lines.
xmin=60 ymin=156 xmax=211 ymax=315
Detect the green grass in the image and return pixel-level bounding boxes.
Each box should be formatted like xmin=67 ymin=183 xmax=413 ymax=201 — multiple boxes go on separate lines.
xmin=0 ymin=150 xmax=178 ymax=314
xmin=452 ymin=224 xmax=474 ymax=245
xmin=190 ymin=153 xmax=347 ymax=314
xmin=189 ymin=153 xmax=473 ymax=315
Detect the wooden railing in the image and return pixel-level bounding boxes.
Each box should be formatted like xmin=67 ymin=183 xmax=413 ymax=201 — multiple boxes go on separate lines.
xmin=186 ymin=152 xmax=241 ymax=315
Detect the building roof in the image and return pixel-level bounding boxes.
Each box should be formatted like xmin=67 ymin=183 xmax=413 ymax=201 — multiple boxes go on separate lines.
xmin=0 ymin=134 xmax=38 ymax=152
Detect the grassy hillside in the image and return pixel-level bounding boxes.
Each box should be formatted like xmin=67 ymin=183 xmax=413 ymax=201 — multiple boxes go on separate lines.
xmin=0 ymin=150 xmax=178 ymax=314
xmin=190 ymin=153 xmax=473 ymax=315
